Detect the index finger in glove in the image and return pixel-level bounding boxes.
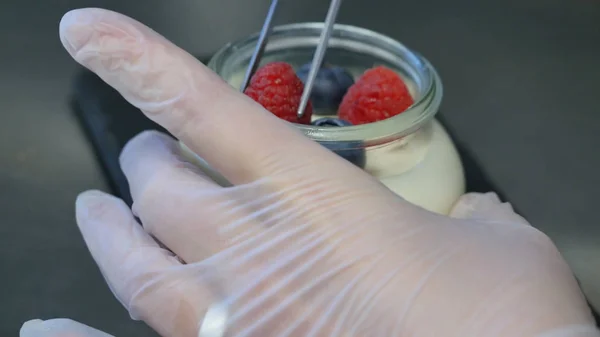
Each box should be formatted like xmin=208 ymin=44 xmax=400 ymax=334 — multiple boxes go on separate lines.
xmin=58 ymin=8 xmax=367 ymax=188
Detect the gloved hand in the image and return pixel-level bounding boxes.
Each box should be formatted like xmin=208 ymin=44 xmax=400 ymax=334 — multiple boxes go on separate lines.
xmin=22 ymin=7 xmax=599 ymax=337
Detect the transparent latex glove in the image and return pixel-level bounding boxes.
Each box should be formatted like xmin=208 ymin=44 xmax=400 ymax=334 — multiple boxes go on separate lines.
xmin=45 ymin=7 xmax=599 ymax=337
xmin=20 ymin=319 xmax=113 ymax=337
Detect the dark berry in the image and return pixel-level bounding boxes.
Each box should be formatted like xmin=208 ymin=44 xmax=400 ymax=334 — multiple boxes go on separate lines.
xmin=296 ymin=64 xmax=354 ymax=113
xmin=311 ymin=118 xmax=366 ymax=168
xmin=312 ymin=117 xmax=352 ymax=127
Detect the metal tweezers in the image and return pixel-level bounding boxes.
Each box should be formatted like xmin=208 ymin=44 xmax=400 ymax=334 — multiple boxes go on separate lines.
xmin=239 ymin=0 xmax=344 ymax=119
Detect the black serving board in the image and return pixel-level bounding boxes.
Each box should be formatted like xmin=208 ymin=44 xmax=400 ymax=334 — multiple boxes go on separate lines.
xmin=70 ymin=59 xmax=599 ymax=324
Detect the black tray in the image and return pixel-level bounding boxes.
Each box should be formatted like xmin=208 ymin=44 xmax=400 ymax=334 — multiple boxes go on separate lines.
xmin=70 ymin=59 xmax=599 ymax=324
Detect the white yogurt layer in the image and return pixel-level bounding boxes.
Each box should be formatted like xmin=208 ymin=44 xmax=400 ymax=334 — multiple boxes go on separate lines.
xmin=179 ymin=68 xmax=465 ymax=215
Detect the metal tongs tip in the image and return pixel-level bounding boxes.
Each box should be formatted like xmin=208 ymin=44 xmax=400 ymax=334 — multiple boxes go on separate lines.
xmin=240 ymin=0 xmax=344 ymax=120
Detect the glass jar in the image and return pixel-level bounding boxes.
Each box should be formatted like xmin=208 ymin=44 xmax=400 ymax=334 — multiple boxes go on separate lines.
xmin=180 ymin=23 xmax=465 ymax=215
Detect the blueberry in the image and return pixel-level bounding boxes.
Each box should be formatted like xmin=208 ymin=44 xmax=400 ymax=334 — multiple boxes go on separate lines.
xmin=296 ymin=64 xmax=354 ymax=113
xmin=311 ymin=118 xmax=366 ymax=168
xmin=312 ymin=117 xmax=352 ymax=127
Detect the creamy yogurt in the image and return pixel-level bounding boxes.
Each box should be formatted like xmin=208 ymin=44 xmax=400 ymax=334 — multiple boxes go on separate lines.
xmin=180 ymin=69 xmax=465 ymax=215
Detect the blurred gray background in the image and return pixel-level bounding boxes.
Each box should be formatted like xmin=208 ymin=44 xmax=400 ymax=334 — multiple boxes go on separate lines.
xmin=1 ymin=0 xmax=599 ymax=335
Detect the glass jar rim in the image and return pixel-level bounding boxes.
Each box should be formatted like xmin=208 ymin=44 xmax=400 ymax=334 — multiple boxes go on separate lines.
xmin=209 ymin=22 xmax=443 ymax=145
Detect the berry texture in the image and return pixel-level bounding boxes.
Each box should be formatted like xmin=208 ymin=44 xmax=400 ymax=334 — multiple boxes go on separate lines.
xmin=244 ymin=62 xmax=313 ymax=124
xmin=338 ymin=66 xmax=414 ymax=125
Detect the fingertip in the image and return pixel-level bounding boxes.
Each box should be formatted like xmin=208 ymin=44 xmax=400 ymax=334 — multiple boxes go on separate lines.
xmin=450 ymin=191 xmax=528 ymax=225
xmin=119 ymin=131 xmax=180 ymax=182
xmin=20 ymin=319 xmax=44 ymax=337
xmin=449 ymin=192 xmax=494 ymax=219
xmin=76 ymin=188 xmax=111 ymax=200
xmin=76 ymin=189 xmax=116 ymax=212
xmin=482 ymin=191 xmax=502 ymax=203
xmin=21 ymin=318 xmax=114 ymax=337
xmin=119 ymin=130 xmax=175 ymax=165
xmin=59 ymin=8 xmax=106 ymax=54
xmin=75 ymin=190 xmax=130 ymax=231
xmin=59 ymin=7 xmax=149 ymax=79
xmin=76 ymin=189 xmax=108 ymax=210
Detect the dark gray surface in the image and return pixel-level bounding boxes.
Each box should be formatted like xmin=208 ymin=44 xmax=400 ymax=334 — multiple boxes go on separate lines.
xmin=1 ymin=0 xmax=599 ymax=336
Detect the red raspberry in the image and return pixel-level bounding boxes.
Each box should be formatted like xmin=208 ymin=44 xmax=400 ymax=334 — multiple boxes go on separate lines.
xmin=338 ymin=66 xmax=414 ymax=125
xmin=244 ymin=62 xmax=313 ymax=124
